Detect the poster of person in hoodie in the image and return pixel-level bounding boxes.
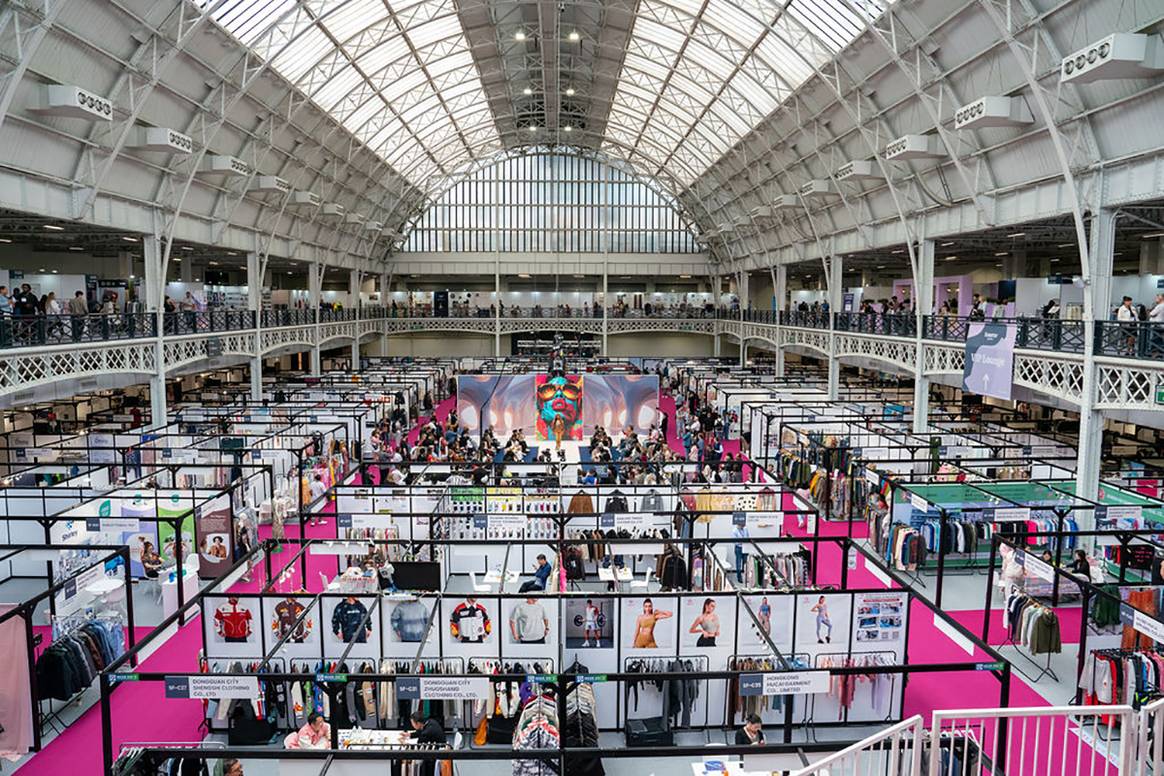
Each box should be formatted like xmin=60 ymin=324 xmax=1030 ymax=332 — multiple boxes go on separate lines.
xmin=323 ymin=595 xmax=379 ymax=659
xmin=443 ymin=596 xmax=497 ymax=657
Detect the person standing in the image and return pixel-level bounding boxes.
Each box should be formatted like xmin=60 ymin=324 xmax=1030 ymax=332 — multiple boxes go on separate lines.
xmin=12 ymin=283 xmax=38 ymax=343
xmin=68 ymin=291 xmax=88 ymax=341
xmin=1117 ymin=295 xmax=1137 ymax=354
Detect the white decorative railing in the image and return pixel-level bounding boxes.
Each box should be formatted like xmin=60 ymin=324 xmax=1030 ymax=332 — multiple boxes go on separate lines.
xmin=789 ymin=715 xmax=924 ymax=776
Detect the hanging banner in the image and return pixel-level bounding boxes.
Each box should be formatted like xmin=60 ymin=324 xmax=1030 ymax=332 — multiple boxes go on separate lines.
xmin=963 ymin=322 xmax=1016 ymax=400
xmin=195 ymin=492 xmax=234 ymax=579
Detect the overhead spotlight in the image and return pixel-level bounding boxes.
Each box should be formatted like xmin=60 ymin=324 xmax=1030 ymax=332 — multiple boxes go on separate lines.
xmin=43 ymin=224 xmax=65 ymax=231
xmin=514 ymin=30 xmax=526 ymax=41
xmin=568 ymin=31 xmax=580 ymax=41
xmin=523 ymin=87 xmax=533 ymax=95
xmin=565 ymin=87 xmax=575 ymax=96
xmin=1007 ymin=232 xmax=1026 ymax=238
xmin=994 ymin=251 xmax=1009 ymax=257
xmin=563 ymin=125 xmax=573 ymax=132
xmin=121 ymin=236 xmax=137 ymax=243
xmin=181 ymin=245 xmax=193 ymax=251
xmin=527 ymin=125 xmax=538 ymax=132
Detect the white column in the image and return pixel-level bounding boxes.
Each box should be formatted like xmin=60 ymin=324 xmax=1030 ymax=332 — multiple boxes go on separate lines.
xmin=309 ymin=262 xmax=322 ymax=376
xmin=1077 ymin=209 xmax=1116 ymax=515
xmin=826 ymin=256 xmax=842 ymax=399
xmin=738 ymin=271 xmax=750 ymax=318
xmin=180 ymin=252 xmax=193 ymax=282
xmin=379 ymin=272 xmax=390 ymax=357
xmin=711 ymin=274 xmax=721 ymax=357
xmin=494 ymin=261 xmax=501 ymax=357
xmin=601 ymin=263 xmax=609 ymax=356
xmin=143 ymin=234 xmax=167 ymax=427
xmin=247 ymin=252 xmax=263 ymax=402
xmin=773 ymin=265 xmax=786 ymax=377
xmin=350 ymin=269 xmax=361 ymax=370
xmin=912 ymin=239 xmax=935 ymax=433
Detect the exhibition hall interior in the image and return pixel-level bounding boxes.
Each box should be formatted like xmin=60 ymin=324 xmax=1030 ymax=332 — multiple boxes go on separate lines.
xmin=1 ymin=0 xmax=1164 ymax=774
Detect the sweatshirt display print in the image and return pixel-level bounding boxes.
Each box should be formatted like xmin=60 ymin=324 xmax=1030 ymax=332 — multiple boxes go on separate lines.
xmin=332 ymin=599 xmax=371 ymax=643
xmin=390 ymin=600 xmax=430 ymax=642
xmin=215 ymin=600 xmax=254 ymax=642
xmin=450 ymin=600 xmax=492 ymax=642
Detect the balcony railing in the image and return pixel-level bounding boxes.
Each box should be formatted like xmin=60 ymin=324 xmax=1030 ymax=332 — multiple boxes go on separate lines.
xmin=923 ymin=315 xmax=1086 ymax=354
xmin=6 ymin=306 xmax=1164 ymax=367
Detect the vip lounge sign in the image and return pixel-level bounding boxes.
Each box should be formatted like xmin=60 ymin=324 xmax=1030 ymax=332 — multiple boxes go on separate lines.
xmin=963 ymin=322 xmax=1017 ymax=400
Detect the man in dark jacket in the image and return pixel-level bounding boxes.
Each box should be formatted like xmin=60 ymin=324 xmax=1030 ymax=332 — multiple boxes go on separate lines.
xmin=409 ymin=711 xmax=448 ymax=776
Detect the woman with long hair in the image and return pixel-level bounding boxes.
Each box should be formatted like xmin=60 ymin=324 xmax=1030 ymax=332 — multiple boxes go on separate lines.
xmin=688 ymin=598 xmax=720 ymax=646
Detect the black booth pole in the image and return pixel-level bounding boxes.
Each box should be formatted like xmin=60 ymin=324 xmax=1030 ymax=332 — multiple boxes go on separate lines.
xmin=100 ymin=673 xmax=113 ymax=775
xmin=122 ymin=545 xmax=139 ymax=667
xmin=1075 ymin=586 xmax=1092 ymax=706
xmin=24 ymin=607 xmax=40 ymax=752
xmin=982 ymin=534 xmax=998 ymax=643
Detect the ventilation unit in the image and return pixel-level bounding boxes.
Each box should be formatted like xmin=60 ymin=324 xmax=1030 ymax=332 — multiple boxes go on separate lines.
xmin=773 ymin=194 xmax=800 ymax=209
xmin=954 ymin=96 xmax=1034 ymax=129
xmin=131 ymin=127 xmax=193 ymax=153
xmin=320 ymin=203 xmax=345 ymax=218
xmin=249 ymin=176 xmax=290 ymax=193
xmin=32 ymin=85 xmax=113 ymax=120
xmin=1061 ymin=33 xmax=1164 ymax=84
xmin=884 ymin=134 xmax=945 ymax=160
xmin=198 ymin=155 xmax=251 ymax=176
xmin=836 ymin=160 xmax=881 ymax=181
xmin=290 ymin=191 xmax=321 ymax=207
xmin=364 ymin=220 xmax=383 ymax=232
xmin=799 ymin=179 xmax=835 ymax=198
xmin=344 ymin=213 xmax=365 ymax=225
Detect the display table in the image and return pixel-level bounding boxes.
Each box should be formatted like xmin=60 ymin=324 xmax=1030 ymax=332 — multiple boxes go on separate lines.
xmin=161 ymin=567 xmax=200 ymax=617
xmin=337 ymin=728 xmax=412 ymax=750
xmin=484 ymin=569 xmax=520 ymax=585
xmin=329 ymin=568 xmax=380 ymax=594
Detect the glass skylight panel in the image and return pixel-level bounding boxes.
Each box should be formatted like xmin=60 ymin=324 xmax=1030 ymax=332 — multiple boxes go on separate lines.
xmin=607 ymin=0 xmax=895 ymax=188
xmin=197 ymin=0 xmax=498 ymax=190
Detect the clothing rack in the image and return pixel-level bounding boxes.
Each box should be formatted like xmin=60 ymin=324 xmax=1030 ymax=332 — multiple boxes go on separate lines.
xmin=808 ymin=650 xmax=898 ymax=732
xmin=621 ymin=654 xmax=711 ymax=734
xmin=1002 ymin=586 xmax=1060 ymax=683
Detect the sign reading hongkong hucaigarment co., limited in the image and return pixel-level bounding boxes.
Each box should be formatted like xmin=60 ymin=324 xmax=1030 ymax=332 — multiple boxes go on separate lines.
xmin=738 ymin=671 xmax=830 ymax=696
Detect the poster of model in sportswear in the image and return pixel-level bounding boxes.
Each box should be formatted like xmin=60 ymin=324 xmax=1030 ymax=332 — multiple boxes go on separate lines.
xmin=622 ymin=596 xmax=676 ymax=651
xmin=564 ymin=597 xmax=613 ymax=649
xmin=794 ymin=593 xmax=852 ymax=656
xmin=262 ymin=594 xmax=321 ymax=659
xmin=737 ymin=594 xmax=793 ymax=652
xmin=204 ymin=594 xmax=262 ymax=658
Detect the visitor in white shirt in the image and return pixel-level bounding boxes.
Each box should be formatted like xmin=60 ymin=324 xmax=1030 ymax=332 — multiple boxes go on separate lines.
xmin=1116 ymin=296 xmax=1137 ymax=355
xmin=1151 ymin=294 xmax=1164 ymax=323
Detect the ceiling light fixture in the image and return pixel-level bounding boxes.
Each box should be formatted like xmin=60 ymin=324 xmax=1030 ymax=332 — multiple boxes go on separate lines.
xmin=563 ymin=125 xmax=572 ymax=132
xmin=43 ymin=224 xmax=64 ymax=231
xmin=517 ymin=273 xmax=531 ymax=278
xmin=527 ymin=125 xmax=537 ymax=132
xmin=1143 ymin=232 xmax=1164 ymax=239
xmin=522 ymin=87 xmax=532 ymax=95
xmin=514 ymin=30 xmax=526 ymax=41
xmin=679 ymin=274 xmax=692 ymax=279
xmin=940 ymin=242 xmax=955 ymax=247
xmin=876 ymin=264 xmax=886 ymax=269
xmin=181 ymin=246 xmax=193 ymax=251
xmin=68 ymin=247 xmax=82 ymax=252
xmin=1007 ymin=232 xmax=1026 ymax=238
xmin=0 ymin=238 xmax=10 ymax=243
xmin=943 ymin=256 xmax=958 ymax=261
xmin=568 ymin=31 xmax=580 ymax=41
xmin=891 ymin=249 xmax=904 ymax=254
xmin=121 ymin=236 xmax=137 ymax=243
xmin=565 ymin=87 xmax=575 ymax=96
xmin=1057 ymin=243 xmax=1075 ymax=248
xmin=994 ymin=251 xmax=1009 ymax=256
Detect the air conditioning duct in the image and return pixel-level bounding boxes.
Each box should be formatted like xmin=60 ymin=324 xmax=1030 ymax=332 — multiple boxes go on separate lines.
xmin=1060 ymin=33 xmax=1164 ymax=84
xmin=320 ymin=203 xmax=345 ymax=219
xmin=773 ymin=194 xmax=800 ymax=209
xmin=799 ymin=179 xmax=835 ymax=198
xmin=130 ymin=127 xmax=193 ymax=153
xmin=884 ymin=134 xmax=945 ymax=160
xmin=344 ymin=213 xmax=365 ymax=225
xmin=364 ymin=220 xmax=383 ymax=232
xmin=953 ymin=96 xmax=1034 ymax=129
xmin=198 ymin=155 xmax=251 ymax=176
xmin=249 ymin=176 xmax=290 ymax=193
xmin=836 ymin=160 xmax=881 ymax=181
xmin=33 ymin=85 xmax=113 ymax=120
xmin=290 ymin=191 xmax=321 ymax=208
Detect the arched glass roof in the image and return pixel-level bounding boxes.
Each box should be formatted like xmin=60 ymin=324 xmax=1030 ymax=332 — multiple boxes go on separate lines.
xmin=200 ymin=0 xmax=891 ymax=193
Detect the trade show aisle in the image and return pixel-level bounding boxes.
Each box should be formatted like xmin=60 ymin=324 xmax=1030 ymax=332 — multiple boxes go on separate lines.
xmin=406 ymin=395 xmax=457 ymax=446
xmin=13 ymin=617 xmax=205 ymax=775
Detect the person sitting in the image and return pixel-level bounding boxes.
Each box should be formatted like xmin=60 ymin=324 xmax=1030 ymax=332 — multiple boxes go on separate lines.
xmin=734 ymin=713 xmax=765 ymax=746
xmin=518 ymin=554 xmax=552 ymax=593
xmin=286 ymin=712 xmax=331 ymax=749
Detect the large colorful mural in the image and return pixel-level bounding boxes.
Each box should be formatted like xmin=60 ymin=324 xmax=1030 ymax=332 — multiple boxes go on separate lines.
xmin=535 ymin=374 xmax=583 ymax=442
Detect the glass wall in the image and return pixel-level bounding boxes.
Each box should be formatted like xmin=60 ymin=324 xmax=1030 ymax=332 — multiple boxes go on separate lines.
xmin=402 ymin=153 xmax=700 ymax=254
